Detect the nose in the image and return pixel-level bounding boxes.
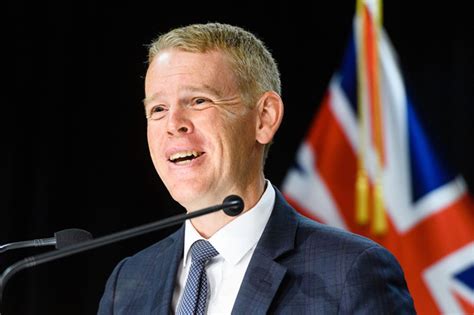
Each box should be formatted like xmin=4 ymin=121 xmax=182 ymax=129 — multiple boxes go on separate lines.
xmin=167 ymin=106 xmax=193 ymax=136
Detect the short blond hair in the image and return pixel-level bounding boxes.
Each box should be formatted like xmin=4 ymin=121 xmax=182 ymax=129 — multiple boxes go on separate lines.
xmin=147 ymin=23 xmax=281 ymax=108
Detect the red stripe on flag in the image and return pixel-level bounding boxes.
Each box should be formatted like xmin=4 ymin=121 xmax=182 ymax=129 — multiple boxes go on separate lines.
xmin=394 ymin=195 xmax=474 ymax=314
xmin=306 ymin=94 xmax=356 ymax=226
xmin=454 ymin=290 xmax=474 ymax=314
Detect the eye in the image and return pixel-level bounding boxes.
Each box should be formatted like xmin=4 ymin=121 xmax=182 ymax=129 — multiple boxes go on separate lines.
xmin=152 ymin=106 xmax=164 ymax=112
xmin=194 ymin=98 xmax=208 ymax=105
xmin=148 ymin=105 xmax=167 ymax=120
xmin=190 ymin=98 xmax=213 ymax=110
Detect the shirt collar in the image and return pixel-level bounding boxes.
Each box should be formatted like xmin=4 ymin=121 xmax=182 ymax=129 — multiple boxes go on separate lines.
xmin=182 ymin=180 xmax=275 ymax=266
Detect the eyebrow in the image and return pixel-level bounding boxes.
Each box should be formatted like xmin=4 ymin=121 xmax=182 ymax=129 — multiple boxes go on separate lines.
xmin=143 ymin=84 xmax=223 ymax=107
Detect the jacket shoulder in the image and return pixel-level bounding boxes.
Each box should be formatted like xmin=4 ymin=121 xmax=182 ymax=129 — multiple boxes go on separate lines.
xmin=295 ymin=213 xmax=382 ymax=254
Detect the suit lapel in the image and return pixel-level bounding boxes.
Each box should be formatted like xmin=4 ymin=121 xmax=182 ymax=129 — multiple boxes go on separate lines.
xmin=151 ymin=226 xmax=184 ymax=314
xmin=232 ymin=187 xmax=298 ymax=314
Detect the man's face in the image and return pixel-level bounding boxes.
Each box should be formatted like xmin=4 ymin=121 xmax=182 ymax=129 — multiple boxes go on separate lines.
xmin=144 ymin=49 xmax=262 ymax=210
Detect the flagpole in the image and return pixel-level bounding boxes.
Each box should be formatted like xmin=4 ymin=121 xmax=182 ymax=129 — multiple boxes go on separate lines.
xmin=355 ymin=0 xmax=370 ymax=226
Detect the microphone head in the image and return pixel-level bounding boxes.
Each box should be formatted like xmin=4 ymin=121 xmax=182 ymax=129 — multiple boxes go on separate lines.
xmin=222 ymin=195 xmax=244 ymax=217
xmin=55 ymin=228 xmax=93 ymax=249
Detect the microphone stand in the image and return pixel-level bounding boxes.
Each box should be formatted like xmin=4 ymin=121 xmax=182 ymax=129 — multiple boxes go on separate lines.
xmin=0 ymin=229 xmax=93 ymax=254
xmin=0 ymin=239 xmax=56 ymax=253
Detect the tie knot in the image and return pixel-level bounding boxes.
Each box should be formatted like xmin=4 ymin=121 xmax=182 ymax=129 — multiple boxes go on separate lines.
xmin=190 ymin=240 xmax=219 ymax=263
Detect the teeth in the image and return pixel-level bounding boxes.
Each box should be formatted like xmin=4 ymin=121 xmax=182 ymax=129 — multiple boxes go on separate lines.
xmin=169 ymin=151 xmax=202 ymax=162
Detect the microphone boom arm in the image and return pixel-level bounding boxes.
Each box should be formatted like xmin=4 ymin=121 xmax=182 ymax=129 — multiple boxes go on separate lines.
xmin=0 ymin=196 xmax=243 ymax=305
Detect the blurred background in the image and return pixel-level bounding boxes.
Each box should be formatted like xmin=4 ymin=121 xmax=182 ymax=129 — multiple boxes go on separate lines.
xmin=2 ymin=1 xmax=473 ymax=314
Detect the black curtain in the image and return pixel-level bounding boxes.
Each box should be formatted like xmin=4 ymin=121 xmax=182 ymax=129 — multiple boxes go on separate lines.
xmin=2 ymin=1 xmax=472 ymax=314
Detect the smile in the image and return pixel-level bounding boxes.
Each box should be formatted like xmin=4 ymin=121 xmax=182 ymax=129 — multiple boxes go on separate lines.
xmin=168 ymin=150 xmax=204 ymax=164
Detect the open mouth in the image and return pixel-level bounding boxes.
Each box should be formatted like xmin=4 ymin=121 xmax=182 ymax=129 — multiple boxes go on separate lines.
xmin=168 ymin=151 xmax=204 ymax=165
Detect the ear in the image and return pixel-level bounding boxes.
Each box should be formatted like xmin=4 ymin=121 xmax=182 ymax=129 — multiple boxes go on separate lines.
xmin=255 ymin=91 xmax=284 ymax=145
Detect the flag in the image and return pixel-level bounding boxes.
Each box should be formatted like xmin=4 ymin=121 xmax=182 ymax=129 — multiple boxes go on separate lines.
xmin=281 ymin=0 xmax=474 ymax=313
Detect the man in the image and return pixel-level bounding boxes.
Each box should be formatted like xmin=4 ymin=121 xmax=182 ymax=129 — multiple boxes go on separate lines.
xmin=98 ymin=23 xmax=415 ymax=314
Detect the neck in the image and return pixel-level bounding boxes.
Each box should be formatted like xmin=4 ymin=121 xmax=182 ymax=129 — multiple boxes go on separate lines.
xmin=189 ymin=176 xmax=266 ymax=238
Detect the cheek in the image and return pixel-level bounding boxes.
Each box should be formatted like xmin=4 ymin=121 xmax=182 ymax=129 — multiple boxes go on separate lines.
xmin=147 ymin=126 xmax=155 ymax=144
xmin=222 ymin=119 xmax=256 ymax=160
xmin=232 ymin=114 xmax=257 ymax=144
xmin=147 ymin=125 xmax=164 ymax=160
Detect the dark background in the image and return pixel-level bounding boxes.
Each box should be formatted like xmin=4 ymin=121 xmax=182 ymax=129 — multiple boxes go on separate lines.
xmin=2 ymin=1 xmax=473 ymax=314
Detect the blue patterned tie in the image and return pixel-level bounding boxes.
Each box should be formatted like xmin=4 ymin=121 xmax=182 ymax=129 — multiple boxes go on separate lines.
xmin=177 ymin=240 xmax=219 ymax=315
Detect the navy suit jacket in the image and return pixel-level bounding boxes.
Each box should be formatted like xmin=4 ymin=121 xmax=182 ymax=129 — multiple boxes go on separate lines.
xmin=98 ymin=188 xmax=416 ymax=314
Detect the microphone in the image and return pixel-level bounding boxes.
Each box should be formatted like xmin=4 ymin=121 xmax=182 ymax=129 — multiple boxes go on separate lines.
xmin=222 ymin=195 xmax=244 ymax=216
xmin=0 ymin=195 xmax=244 ymax=306
xmin=0 ymin=229 xmax=93 ymax=254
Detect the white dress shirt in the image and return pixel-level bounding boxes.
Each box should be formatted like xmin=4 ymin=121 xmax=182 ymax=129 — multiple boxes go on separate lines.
xmin=172 ymin=181 xmax=275 ymax=314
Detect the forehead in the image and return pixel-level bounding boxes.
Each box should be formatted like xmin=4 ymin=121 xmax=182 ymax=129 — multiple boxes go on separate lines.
xmin=144 ymin=49 xmax=238 ymax=98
